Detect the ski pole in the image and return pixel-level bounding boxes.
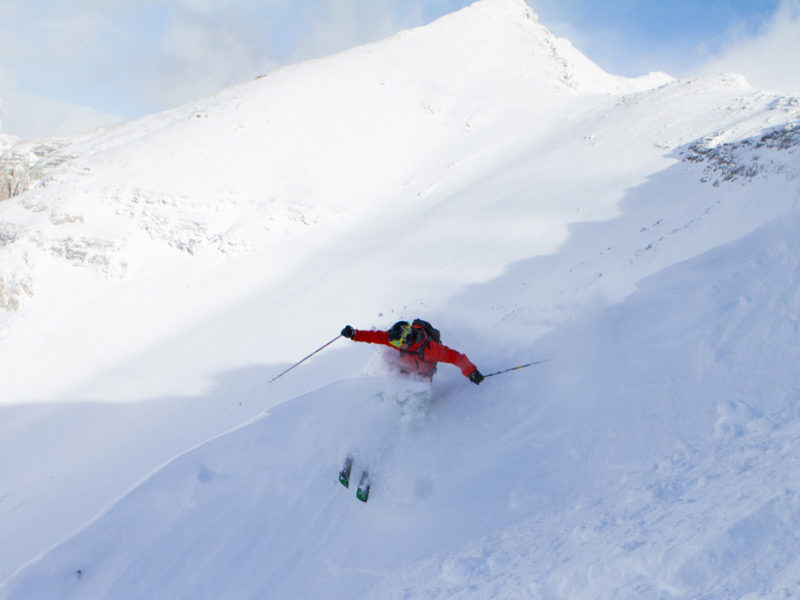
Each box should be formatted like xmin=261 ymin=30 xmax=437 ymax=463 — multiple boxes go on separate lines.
xmin=269 ymin=334 xmax=342 ymax=384
xmin=484 ymin=359 xmax=550 ymax=379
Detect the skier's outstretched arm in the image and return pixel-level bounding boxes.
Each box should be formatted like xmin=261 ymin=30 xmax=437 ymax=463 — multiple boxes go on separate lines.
xmin=341 ymin=325 xmax=389 ymax=345
xmin=427 ymin=342 xmax=484 ymax=384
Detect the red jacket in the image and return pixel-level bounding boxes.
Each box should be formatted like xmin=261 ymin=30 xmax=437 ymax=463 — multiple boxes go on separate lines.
xmin=351 ymin=327 xmax=477 ymax=380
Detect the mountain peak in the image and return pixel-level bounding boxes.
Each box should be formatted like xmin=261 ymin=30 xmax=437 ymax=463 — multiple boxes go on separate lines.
xmin=463 ymin=0 xmax=539 ymax=19
xmin=415 ymin=0 xmax=671 ymax=94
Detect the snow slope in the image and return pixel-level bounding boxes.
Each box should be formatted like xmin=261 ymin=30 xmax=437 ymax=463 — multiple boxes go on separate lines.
xmin=2 ymin=0 xmax=800 ymax=597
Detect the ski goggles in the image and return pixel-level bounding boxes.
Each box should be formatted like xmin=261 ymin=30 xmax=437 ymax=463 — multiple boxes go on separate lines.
xmin=388 ymin=323 xmax=414 ymax=348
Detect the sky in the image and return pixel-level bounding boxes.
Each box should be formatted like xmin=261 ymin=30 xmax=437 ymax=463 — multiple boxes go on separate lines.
xmin=1 ymin=0 xmax=799 ymax=140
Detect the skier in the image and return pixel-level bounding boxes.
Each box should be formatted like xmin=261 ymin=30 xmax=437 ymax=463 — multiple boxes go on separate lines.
xmin=341 ymin=319 xmax=484 ymax=384
xmin=337 ymin=319 xmax=483 ymax=501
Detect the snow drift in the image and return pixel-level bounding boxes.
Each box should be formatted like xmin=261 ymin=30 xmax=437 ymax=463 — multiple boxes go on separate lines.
xmin=2 ymin=0 xmax=800 ymax=598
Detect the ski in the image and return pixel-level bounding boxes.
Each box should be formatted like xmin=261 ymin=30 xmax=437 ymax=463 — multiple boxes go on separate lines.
xmin=338 ymin=455 xmax=353 ymax=488
xmin=338 ymin=456 xmax=372 ymax=502
xmin=356 ymin=470 xmax=371 ymax=503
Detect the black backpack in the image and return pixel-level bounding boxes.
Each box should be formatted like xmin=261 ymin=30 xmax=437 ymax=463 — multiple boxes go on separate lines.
xmin=412 ymin=319 xmax=441 ymax=344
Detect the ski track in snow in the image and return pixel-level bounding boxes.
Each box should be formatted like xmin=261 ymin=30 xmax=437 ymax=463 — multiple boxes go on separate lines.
xmin=2 ymin=0 xmax=800 ymax=598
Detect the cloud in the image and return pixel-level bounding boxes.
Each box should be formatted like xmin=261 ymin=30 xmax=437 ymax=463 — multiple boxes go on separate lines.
xmin=0 ymin=4 xmax=123 ymax=138
xmin=698 ymin=0 xmax=800 ymax=95
xmin=0 ymin=68 xmax=124 ymax=140
xmin=288 ymin=0 xmax=424 ymax=63
xmin=136 ymin=11 xmax=275 ymax=109
xmin=0 ymin=0 xmax=465 ymax=139
xmin=0 ymin=1 xmax=280 ymax=137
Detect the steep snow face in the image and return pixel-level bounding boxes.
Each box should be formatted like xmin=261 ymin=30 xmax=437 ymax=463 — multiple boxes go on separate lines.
xmin=2 ymin=0 xmax=800 ymax=598
xmin=6 ymin=214 xmax=800 ymax=600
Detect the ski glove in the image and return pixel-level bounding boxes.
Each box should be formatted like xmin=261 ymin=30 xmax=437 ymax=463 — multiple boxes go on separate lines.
xmin=469 ymin=370 xmax=484 ymax=385
xmin=341 ymin=325 xmax=355 ymax=339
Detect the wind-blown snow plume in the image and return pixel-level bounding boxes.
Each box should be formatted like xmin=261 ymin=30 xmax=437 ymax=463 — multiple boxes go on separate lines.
xmin=699 ymin=0 xmax=800 ymax=96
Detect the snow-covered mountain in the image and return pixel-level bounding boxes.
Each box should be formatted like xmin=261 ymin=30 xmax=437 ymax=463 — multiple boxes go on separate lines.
xmin=2 ymin=0 xmax=800 ymax=597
